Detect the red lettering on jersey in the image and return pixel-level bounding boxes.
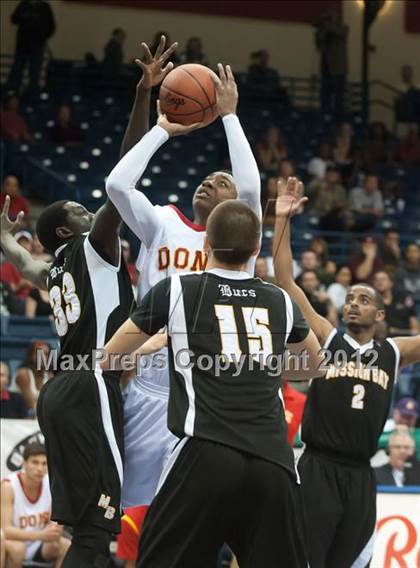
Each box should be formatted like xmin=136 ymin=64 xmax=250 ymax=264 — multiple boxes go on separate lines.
xmin=158 ymin=247 xmax=170 ymax=270
xmin=19 ymin=516 xmax=27 ymax=529
xmin=28 ymin=514 xmax=36 ymax=527
xmin=191 ymin=250 xmax=208 ymax=272
xmin=174 ymin=248 xmax=189 ymax=269
xmin=39 ymin=511 xmax=50 ymax=527
xmin=376 ymin=515 xmax=417 ymax=568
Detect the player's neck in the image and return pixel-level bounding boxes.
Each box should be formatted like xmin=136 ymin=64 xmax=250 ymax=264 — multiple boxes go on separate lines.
xmin=21 ymin=472 xmax=42 ymax=495
xmin=193 ymin=212 xmax=208 ymax=227
xmin=206 ymin=256 xmax=249 ymax=273
xmin=345 ymin=327 xmax=375 ymax=346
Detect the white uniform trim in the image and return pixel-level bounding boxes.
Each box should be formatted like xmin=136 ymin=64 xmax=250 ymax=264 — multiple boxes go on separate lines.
xmin=385 ymin=337 xmax=401 ymax=381
xmin=343 ymin=333 xmax=374 ymax=355
xmin=323 ymin=328 xmax=337 ymax=349
xmin=168 ymin=274 xmax=196 ymax=436
xmin=350 ymin=529 xmax=375 ymax=568
xmin=282 ymin=289 xmax=294 ymax=346
xmin=84 ymin=237 xmax=124 ymax=485
xmin=154 ymin=437 xmax=190 ymax=496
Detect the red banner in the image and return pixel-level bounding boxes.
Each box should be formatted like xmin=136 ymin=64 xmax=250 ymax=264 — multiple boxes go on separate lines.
xmin=64 ymin=0 xmax=342 ymax=24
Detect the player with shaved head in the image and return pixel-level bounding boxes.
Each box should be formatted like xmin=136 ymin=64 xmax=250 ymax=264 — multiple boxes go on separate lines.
xmin=273 ymin=178 xmax=420 ymax=568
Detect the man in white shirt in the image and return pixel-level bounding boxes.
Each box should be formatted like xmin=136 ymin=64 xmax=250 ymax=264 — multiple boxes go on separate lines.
xmin=349 ymin=174 xmax=384 ymax=231
xmin=374 ymin=430 xmax=418 ymax=486
xmin=1 ymin=442 xmax=70 ymax=567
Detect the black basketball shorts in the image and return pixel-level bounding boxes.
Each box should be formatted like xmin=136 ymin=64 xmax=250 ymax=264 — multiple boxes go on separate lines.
xmin=37 ymin=369 xmax=124 ymax=533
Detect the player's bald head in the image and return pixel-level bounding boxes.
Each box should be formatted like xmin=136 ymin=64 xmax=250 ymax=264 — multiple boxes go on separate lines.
xmin=206 ymin=200 xmax=261 ymax=265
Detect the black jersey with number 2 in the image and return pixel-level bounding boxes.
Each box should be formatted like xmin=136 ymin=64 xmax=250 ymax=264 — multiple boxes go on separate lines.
xmin=131 ymin=268 xmax=310 ymax=475
xmin=302 ymin=330 xmax=400 ymax=463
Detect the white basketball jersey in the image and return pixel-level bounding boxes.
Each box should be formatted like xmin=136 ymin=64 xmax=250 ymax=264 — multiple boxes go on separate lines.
xmin=135 ymin=205 xmax=256 ymax=388
xmin=6 ymin=471 xmax=51 ymax=558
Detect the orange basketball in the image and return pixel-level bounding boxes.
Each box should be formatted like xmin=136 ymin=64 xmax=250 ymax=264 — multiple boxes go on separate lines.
xmin=159 ymin=64 xmax=219 ymax=127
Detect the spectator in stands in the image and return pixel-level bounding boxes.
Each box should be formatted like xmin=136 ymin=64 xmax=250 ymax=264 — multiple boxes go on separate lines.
xmin=362 ymin=121 xmax=391 ymax=166
xmin=102 ymin=28 xmax=126 ymax=77
xmin=382 ymin=180 xmax=406 ymax=215
xmin=26 ymin=287 xmax=52 ymax=318
xmin=349 ymin=174 xmax=384 ymax=231
xmin=385 ymin=397 xmax=419 ymax=432
xmin=256 ymin=126 xmax=288 ymax=173
xmin=374 ymin=430 xmax=420 ymax=486
xmin=327 ymin=265 xmax=352 ymax=314
xmin=122 ymin=239 xmax=139 ymax=288
xmin=314 ymin=8 xmax=348 ymax=117
xmin=333 ymin=122 xmax=358 ymax=184
xmin=10 ymin=341 xmax=53 ymax=412
xmin=282 ymin=380 xmax=307 ymax=446
xmin=298 ymin=269 xmax=338 ymax=325
xmin=307 ymin=165 xmax=350 ymax=230
xmin=373 ymin=271 xmax=419 ymax=336
xmin=180 ymin=37 xmax=209 ymax=66
xmin=6 ymin=0 xmax=55 ymax=96
xmin=0 ymin=361 xmax=28 ymax=419
xmin=395 ymin=65 xmax=420 ymax=122
xmin=299 ymin=250 xmax=334 ymax=286
xmin=0 ymin=93 xmax=32 ymax=142
xmin=348 ymin=236 xmax=383 ymax=283
xmin=1 ymin=443 xmax=71 ymax=566
xmin=395 ymin=243 xmax=420 ymax=307
xmin=255 ymin=257 xmax=276 ymax=284
xmin=0 ymin=175 xmax=29 ymax=223
xmin=277 ymin=158 xmax=295 ymax=179
xmin=247 ymin=50 xmax=288 ymax=104
xmin=395 ymin=125 xmax=420 ymax=165
xmin=307 ymin=141 xmax=334 ymax=180
xmin=309 ymin=237 xmax=336 ymax=273
xmin=50 ymin=103 xmax=85 ymax=145
xmin=378 ymin=229 xmax=402 ymax=273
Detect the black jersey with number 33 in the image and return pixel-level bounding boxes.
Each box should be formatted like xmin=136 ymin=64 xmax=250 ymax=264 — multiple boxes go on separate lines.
xmin=47 ymin=235 xmax=133 ymax=365
xmin=302 ymin=329 xmax=399 ymax=463
xmin=131 ymin=268 xmax=310 ymax=475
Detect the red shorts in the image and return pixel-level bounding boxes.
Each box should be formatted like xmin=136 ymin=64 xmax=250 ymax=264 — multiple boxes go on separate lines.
xmin=116 ymin=505 xmax=148 ymax=561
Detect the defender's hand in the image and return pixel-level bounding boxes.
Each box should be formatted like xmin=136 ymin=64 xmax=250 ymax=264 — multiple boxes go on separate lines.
xmin=212 ymin=63 xmax=238 ymax=117
xmin=275 ymin=177 xmax=307 ymax=218
xmin=136 ymin=35 xmax=178 ymax=90
xmin=156 ymin=100 xmax=204 ymax=137
xmin=0 ymin=195 xmax=24 ymax=235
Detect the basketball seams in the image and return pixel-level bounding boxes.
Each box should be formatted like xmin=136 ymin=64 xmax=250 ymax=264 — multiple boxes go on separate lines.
xmin=180 ymin=68 xmax=215 ymax=109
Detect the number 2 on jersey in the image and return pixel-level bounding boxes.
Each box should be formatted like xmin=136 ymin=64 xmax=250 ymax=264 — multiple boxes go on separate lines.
xmin=49 ymin=272 xmax=81 ymax=336
xmin=351 ymin=384 xmax=365 ymax=410
xmin=214 ymin=305 xmax=273 ymax=361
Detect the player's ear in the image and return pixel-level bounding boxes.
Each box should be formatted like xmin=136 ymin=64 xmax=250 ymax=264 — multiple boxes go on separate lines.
xmin=56 ymin=226 xmax=73 ymax=240
xmin=251 ymin=244 xmax=261 ymax=258
xmin=375 ymin=309 xmax=385 ymax=323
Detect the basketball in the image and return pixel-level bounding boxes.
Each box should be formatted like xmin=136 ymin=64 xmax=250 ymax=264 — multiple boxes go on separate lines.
xmin=159 ymin=64 xmax=218 ymax=127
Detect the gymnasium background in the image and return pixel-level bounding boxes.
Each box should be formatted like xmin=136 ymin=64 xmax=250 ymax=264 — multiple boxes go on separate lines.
xmin=1 ymin=1 xmax=419 ymax=566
